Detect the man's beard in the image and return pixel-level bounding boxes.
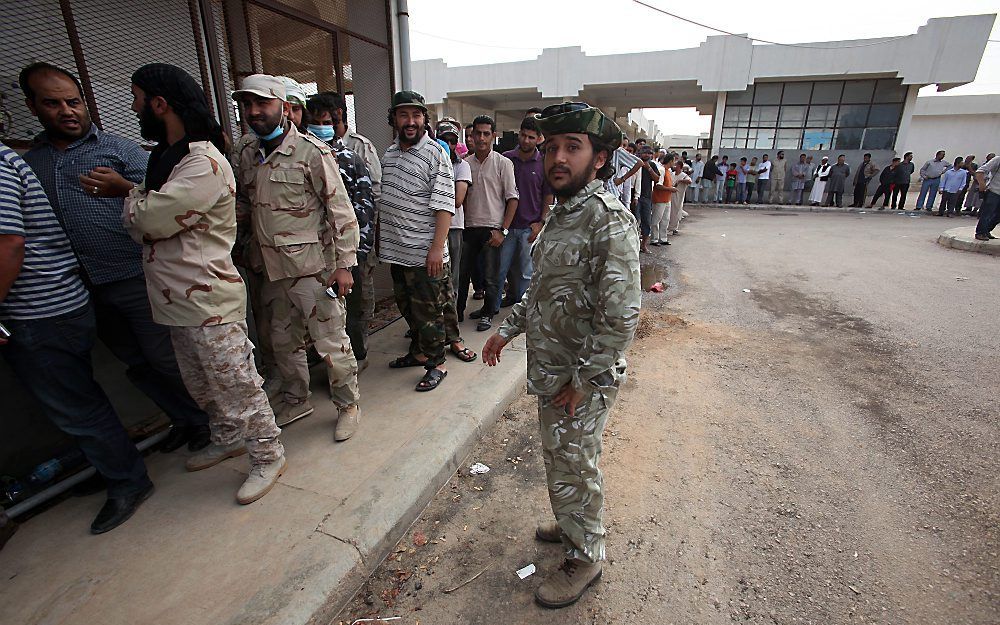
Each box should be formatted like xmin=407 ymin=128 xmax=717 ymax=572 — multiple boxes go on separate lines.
xmin=549 ymin=154 xmax=599 ymax=199
xmin=138 ymin=101 xmax=167 ymax=142
xmin=395 ymin=122 xmax=423 ymax=145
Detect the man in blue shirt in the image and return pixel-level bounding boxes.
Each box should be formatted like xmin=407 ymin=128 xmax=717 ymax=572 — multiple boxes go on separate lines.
xmin=937 ymin=157 xmax=968 ymax=217
xmin=0 ymin=142 xmax=153 ymax=534
xmin=19 ymin=62 xmax=210 ymax=452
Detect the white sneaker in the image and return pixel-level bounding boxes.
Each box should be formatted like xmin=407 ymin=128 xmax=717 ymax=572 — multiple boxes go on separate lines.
xmin=335 ymin=405 xmax=360 ymax=441
xmin=275 ymin=399 xmax=315 ymax=428
xmin=237 ymin=456 xmax=287 ymax=504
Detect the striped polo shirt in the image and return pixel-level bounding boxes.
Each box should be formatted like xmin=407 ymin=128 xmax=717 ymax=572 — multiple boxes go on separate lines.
xmin=0 ymin=143 xmax=88 ymax=320
xmin=378 ymin=133 xmax=455 ymax=268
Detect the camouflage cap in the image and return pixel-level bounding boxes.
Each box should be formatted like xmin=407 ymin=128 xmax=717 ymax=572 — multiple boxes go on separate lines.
xmin=390 ymin=90 xmax=427 ymax=112
xmin=436 ymin=120 xmax=461 ymax=138
xmin=534 ymin=102 xmax=623 ymax=148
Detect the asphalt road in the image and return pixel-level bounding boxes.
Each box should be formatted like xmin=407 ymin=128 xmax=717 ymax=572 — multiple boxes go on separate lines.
xmin=335 ymin=208 xmax=999 ymax=625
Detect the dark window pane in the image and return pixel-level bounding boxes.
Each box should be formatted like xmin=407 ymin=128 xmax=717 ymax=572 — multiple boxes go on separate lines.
xmin=779 ymin=106 xmax=807 ymax=127
xmin=750 ymin=106 xmax=779 ymax=127
xmin=807 ymin=105 xmax=838 ymax=126
xmin=775 ymin=129 xmax=802 ymax=149
xmin=754 ymin=83 xmax=782 ymax=105
xmin=874 ymin=79 xmax=907 ymax=103
xmin=728 ymin=87 xmax=754 ymax=106
xmin=802 ymin=128 xmax=834 ymax=151
xmin=837 ymin=104 xmax=869 ymax=127
xmin=782 ymin=82 xmax=813 ymax=104
xmin=868 ymin=103 xmax=902 ymax=126
xmin=862 ymin=128 xmax=896 ymax=150
xmin=834 ymin=127 xmax=862 ymax=150
xmin=811 ymin=81 xmax=844 ymax=103
xmin=842 ymin=80 xmax=875 ymax=103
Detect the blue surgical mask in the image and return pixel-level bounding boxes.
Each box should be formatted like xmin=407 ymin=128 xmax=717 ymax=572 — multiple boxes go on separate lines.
xmin=252 ymin=121 xmax=285 ymax=141
xmin=307 ymin=124 xmax=335 ymax=141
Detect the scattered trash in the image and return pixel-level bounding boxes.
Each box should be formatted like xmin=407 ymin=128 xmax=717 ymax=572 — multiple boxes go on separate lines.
xmin=721 ymin=234 xmax=727 ymax=237
xmin=859 ymin=211 xmax=866 ymax=214
xmin=413 ymin=531 xmax=428 ymax=547
xmin=955 ymin=276 xmax=969 ymax=281
xmin=847 ymin=584 xmax=861 ymax=596
xmin=648 ymin=282 xmax=665 ymax=293
xmin=469 ymin=462 xmax=491 ymax=475
xmin=516 ymin=563 xmax=537 ymax=579
xmin=351 ymin=617 xmax=401 ymax=625
xmin=443 ymin=563 xmax=493 ymax=593
xmin=742 ymin=289 xmax=751 ymax=293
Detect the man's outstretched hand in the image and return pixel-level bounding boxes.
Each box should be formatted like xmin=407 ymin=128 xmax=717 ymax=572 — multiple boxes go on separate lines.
xmin=482 ymin=333 xmax=509 ymax=366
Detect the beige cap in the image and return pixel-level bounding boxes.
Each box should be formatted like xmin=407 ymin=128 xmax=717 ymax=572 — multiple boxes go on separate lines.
xmin=279 ymin=76 xmax=307 ymax=106
xmin=232 ymin=74 xmax=285 ymax=101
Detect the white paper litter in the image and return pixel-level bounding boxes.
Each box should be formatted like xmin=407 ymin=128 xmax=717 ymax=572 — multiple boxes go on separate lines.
xmin=742 ymin=289 xmax=751 ymax=293
xmin=516 ymin=563 xmax=536 ymax=579
xmin=469 ymin=462 xmax=491 ymax=475
xmin=955 ymin=276 xmax=969 ymax=281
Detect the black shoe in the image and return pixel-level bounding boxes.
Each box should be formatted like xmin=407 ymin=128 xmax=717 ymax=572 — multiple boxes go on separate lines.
xmin=90 ymin=483 xmax=154 ymax=535
xmin=650 ymin=241 xmax=661 ymax=246
xmin=159 ymin=426 xmax=191 ymax=453
xmin=500 ymin=298 xmax=516 ymax=308
xmin=476 ymin=316 xmax=493 ymax=332
xmin=989 ymin=234 xmax=998 ymax=240
xmin=458 ymin=312 xmax=464 ymax=322
xmin=472 ymin=290 xmax=485 ymax=300
xmin=187 ymin=424 xmax=212 ymax=451
xmin=469 ymin=308 xmax=487 ymax=320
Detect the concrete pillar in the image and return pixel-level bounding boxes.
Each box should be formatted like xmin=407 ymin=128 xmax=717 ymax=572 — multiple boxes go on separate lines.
xmin=894 ymin=84 xmax=921 ymax=156
xmin=710 ymin=91 xmax=726 ymax=155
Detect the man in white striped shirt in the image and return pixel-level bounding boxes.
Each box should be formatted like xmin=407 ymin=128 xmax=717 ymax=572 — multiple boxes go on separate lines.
xmin=378 ymin=91 xmax=456 ymax=392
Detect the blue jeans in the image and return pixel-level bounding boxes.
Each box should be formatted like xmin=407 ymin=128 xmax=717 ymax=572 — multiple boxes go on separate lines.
xmin=736 ymin=183 xmax=747 ymax=203
xmin=975 ymin=191 xmax=999 ymax=237
xmin=756 ymin=179 xmax=771 ymax=203
xmin=638 ymin=197 xmax=652 ymax=236
xmin=498 ymin=227 xmax=533 ymax=303
xmin=916 ymin=178 xmax=941 ymax=209
xmin=90 ymin=276 xmax=208 ymax=427
xmin=2 ymin=304 xmax=152 ymax=498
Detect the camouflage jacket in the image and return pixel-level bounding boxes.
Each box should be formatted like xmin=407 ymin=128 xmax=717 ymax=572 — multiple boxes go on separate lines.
xmin=326 ymin=136 xmax=375 ymax=260
xmin=123 ymin=141 xmax=246 ymax=327
xmin=343 ymin=130 xmax=382 ymax=201
xmin=235 ymin=124 xmax=359 ymax=281
xmin=498 ymin=179 xmax=641 ymax=396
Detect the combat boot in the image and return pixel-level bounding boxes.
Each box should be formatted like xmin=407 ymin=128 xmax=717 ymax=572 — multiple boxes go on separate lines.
xmin=335 ymin=405 xmax=360 ymax=441
xmin=237 ymin=455 xmax=287 ymax=504
xmin=534 ymin=558 xmax=602 ymax=609
xmin=275 ymin=399 xmax=315 ymax=428
xmin=185 ymin=441 xmax=247 ymax=472
xmin=535 ymin=520 xmax=563 ymax=543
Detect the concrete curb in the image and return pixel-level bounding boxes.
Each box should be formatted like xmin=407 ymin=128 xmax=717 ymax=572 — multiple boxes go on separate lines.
xmin=308 ymin=339 xmax=528 ymax=624
xmin=937 ymin=226 xmax=1000 ymax=256
xmin=694 ymin=202 xmax=888 ymax=214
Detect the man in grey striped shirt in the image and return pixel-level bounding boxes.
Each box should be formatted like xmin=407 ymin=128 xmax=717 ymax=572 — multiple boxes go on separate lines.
xmin=0 ymin=142 xmax=152 ymax=534
xmin=378 ymin=91 xmax=456 ymax=392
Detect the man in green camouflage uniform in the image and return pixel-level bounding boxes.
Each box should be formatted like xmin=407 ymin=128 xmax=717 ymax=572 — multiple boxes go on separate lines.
xmin=232 ymin=75 xmax=362 ymax=440
xmin=483 ymin=102 xmax=641 ymax=609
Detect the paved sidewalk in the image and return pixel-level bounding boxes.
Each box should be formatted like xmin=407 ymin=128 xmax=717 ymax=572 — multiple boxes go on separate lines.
xmin=937 ymin=225 xmax=1000 ymax=256
xmin=0 ymin=318 xmax=526 ymax=625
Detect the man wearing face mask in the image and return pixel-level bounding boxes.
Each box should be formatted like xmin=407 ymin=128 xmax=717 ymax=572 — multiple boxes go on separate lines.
xmin=279 ymin=77 xmax=309 ymax=132
xmin=232 ymin=75 xmax=362 ymax=439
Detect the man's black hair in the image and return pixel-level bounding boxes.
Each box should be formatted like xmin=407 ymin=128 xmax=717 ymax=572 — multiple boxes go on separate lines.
xmin=465 ymin=123 xmax=474 ymax=130
xmin=19 ymin=62 xmax=85 ymax=104
xmin=307 ymin=91 xmax=347 ymax=120
xmin=472 ymin=114 xmax=496 ymax=132
xmin=519 ymin=116 xmax=540 ymax=134
xmin=891 ymin=157 xmax=901 ymax=162
xmin=525 ymin=107 xmax=542 ymax=115
xmin=589 ymin=137 xmax=615 ymax=181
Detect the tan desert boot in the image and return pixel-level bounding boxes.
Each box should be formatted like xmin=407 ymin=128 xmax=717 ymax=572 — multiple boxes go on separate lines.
xmin=535 ymin=520 xmax=563 ymax=543
xmin=275 ymin=399 xmax=315 ymax=428
xmin=185 ymin=441 xmax=246 ymax=472
xmin=237 ymin=456 xmax=287 ymax=504
xmin=334 ymin=405 xmax=361 ymax=441
xmin=534 ymin=558 xmax=602 ymax=609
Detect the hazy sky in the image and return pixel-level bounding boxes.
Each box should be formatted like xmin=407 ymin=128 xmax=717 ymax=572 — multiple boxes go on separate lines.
xmin=408 ymin=0 xmax=999 ymax=135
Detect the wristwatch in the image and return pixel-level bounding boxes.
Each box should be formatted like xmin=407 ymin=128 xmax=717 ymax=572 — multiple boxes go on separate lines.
xmin=501 ymin=228 xmax=509 ymax=236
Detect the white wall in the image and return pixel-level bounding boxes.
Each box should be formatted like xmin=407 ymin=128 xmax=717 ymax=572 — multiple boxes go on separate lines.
xmin=904 ymin=95 xmax=1000 ymax=163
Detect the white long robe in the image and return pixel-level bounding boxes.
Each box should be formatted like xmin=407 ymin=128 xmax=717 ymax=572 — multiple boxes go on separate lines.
xmin=809 ymin=164 xmax=832 ymax=204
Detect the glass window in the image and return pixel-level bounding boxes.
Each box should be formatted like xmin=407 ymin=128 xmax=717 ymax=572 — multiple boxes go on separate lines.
xmin=782 ymin=82 xmax=813 ymax=104
xmin=837 ymin=104 xmax=869 ymax=127
xmin=724 ymin=107 xmax=738 ymax=124
xmin=868 ymin=103 xmax=902 ymax=127
xmin=724 ymin=106 xmax=750 ymax=125
xmin=753 ymin=83 xmax=782 ymax=105
xmin=775 ymin=129 xmax=803 ymax=149
xmin=720 ymin=136 xmax=737 ymax=149
xmin=727 ymin=87 xmax=754 ymax=106
xmin=779 ymin=106 xmax=807 ymax=127
xmin=834 ymin=127 xmax=862 ymax=150
xmin=722 ymin=128 xmax=737 ymax=140
xmin=863 ymin=128 xmax=897 ymax=150
xmin=802 ymin=129 xmax=834 ymax=151
xmin=811 ymin=81 xmax=844 ymax=103
xmin=753 ymin=128 xmax=775 ymax=150
xmin=807 ymin=105 xmax=838 ymax=126
xmin=750 ymin=106 xmax=779 ymax=127
xmin=735 ymin=128 xmax=749 ymax=140
xmin=842 ymin=80 xmax=875 ymax=104
xmin=874 ymin=79 xmax=907 ymax=103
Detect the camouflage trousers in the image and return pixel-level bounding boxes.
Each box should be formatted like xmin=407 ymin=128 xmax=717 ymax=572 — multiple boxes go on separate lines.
xmin=442 ymin=230 xmax=464 ymax=345
xmin=244 ymin=268 xmax=276 ymax=376
xmin=390 ymin=263 xmax=449 ymax=369
xmin=262 ymin=274 xmax=360 ymax=408
xmin=538 ymin=382 xmax=620 ymax=563
xmin=170 ymin=322 xmax=283 ymax=463
xmin=345 ymin=255 xmax=377 ymax=361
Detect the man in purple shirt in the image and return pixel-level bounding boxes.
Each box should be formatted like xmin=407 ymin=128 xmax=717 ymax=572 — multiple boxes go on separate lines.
xmin=500 ymin=116 xmax=553 ymax=306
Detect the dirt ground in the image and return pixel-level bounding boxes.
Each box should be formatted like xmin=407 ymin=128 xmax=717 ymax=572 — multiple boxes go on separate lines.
xmin=333 ymin=210 xmax=998 ymax=625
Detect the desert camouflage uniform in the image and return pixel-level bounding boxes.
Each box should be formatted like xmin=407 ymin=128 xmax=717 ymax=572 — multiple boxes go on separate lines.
xmin=235 ymin=124 xmax=361 ymax=409
xmin=123 ymin=141 xmax=282 ymax=461
xmin=498 ymin=178 xmax=641 ymax=563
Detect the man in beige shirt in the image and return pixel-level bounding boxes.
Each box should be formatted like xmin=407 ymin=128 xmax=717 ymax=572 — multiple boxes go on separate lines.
xmin=123 ymin=63 xmax=285 ymax=504
xmin=459 ymin=114 xmax=518 ymax=331
xmin=233 ymin=74 xmax=362 ymax=441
